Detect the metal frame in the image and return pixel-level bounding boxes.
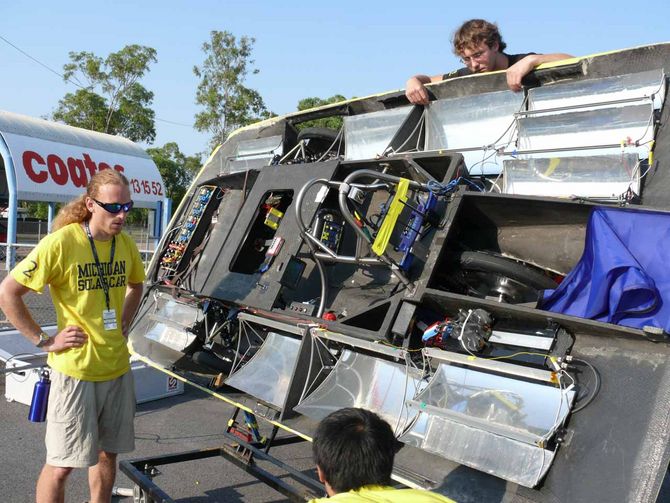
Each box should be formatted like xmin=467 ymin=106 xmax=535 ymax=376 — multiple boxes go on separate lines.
xmin=119 ymin=412 xmax=324 ymax=503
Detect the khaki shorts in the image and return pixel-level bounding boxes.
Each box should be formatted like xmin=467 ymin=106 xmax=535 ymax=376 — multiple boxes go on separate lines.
xmin=45 ymin=369 xmax=136 ymax=468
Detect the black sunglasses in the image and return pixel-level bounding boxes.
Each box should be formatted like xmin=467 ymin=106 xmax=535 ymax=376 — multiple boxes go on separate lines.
xmin=92 ymin=198 xmax=134 ymax=214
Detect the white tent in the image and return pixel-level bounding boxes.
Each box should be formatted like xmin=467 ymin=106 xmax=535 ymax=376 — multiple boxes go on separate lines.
xmin=0 ymin=110 xmax=170 ymax=268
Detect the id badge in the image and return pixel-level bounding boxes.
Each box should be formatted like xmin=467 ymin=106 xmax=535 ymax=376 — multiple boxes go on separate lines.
xmin=103 ymin=309 xmax=118 ymax=331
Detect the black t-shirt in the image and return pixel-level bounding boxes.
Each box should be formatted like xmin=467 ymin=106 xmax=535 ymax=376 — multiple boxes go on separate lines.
xmin=442 ymin=53 xmax=535 ymax=80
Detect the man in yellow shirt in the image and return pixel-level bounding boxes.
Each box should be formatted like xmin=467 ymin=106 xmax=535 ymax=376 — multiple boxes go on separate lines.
xmin=0 ymin=169 xmax=145 ymax=503
xmin=309 ymin=408 xmax=454 ymax=502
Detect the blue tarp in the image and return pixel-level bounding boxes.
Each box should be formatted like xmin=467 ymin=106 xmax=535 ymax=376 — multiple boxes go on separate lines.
xmin=539 ymin=206 xmax=670 ymax=332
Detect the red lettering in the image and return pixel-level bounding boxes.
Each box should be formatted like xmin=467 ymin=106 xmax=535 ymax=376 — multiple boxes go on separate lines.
xmin=22 ymin=151 xmax=48 ymax=183
xmin=21 ymin=151 xmax=145 ymax=191
xmin=82 ymin=153 xmax=97 ymax=177
xmin=67 ymin=158 xmax=88 ymax=187
xmin=47 ymin=154 xmax=68 ymax=185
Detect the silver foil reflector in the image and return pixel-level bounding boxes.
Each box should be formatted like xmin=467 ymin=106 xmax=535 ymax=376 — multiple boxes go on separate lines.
xmin=399 ymin=361 xmax=575 ymax=488
xmin=294 ymin=348 xmax=424 ymax=434
xmin=225 ymin=331 xmax=301 ymax=409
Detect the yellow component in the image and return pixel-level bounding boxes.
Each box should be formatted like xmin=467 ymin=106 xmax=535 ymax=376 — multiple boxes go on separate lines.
xmin=371 ymin=178 xmax=410 ymax=256
xmin=127 ymin=346 xmax=313 ymax=442
xmin=544 ymin=158 xmax=561 ymax=177
xmin=264 ymin=207 xmax=284 ymax=230
xmin=490 ymin=390 xmax=520 ymax=411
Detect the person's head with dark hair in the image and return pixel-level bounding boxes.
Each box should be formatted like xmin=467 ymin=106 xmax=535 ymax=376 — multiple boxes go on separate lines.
xmin=452 ymin=19 xmax=506 ymax=56
xmin=313 ymin=407 xmax=399 ymax=496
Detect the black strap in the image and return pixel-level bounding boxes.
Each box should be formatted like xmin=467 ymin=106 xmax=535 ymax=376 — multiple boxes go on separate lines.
xmin=84 ymin=221 xmax=116 ymax=311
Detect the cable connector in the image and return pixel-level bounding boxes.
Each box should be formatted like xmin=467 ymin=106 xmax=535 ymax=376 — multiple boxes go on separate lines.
xmin=548 ymin=356 xmax=562 ymax=372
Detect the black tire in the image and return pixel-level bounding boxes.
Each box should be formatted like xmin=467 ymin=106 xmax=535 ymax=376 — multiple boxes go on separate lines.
xmin=297 ymin=127 xmax=343 ymax=156
xmin=297 ymin=127 xmax=340 ymax=143
xmin=456 ymin=251 xmax=558 ymax=304
xmin=459 ymin=251 xmax=558 ymax=290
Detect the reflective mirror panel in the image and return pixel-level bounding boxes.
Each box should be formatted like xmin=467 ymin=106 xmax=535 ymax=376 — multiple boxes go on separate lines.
xmin=128 ymin=293 xmax=202 ymax=368
xmin=528 ymin=69 xmax=666 ymax=112
xmin=424 ymin=91 xmax=524 ymax=174
xmin=503 ymin=153 xmax=640 ymax=198
xmin=410 ymin=362 xmax=574 ymax=443
xmin=398 ymin=362 xmax=574 ymax=487
xmin=225 ymin=135 xmax=283 ymax=174
xmin=518 ymin=103 xmax=653 ymax=153
xmin=344 ymin=107 xmax=412 ymax=160
xmin=399 ymin=412 xmax=555 ymax=488
xmin=225 ymin=331 xmax=300 ymax=408
xmin=294 ymin=349 xmax=424 ymax=433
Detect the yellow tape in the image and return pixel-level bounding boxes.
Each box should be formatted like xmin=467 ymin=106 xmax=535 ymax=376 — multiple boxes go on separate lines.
xmin=371 ymin=178 xmax=409 ymax=256
xmin=129 ymin=347 xmax=313 ymax=441
xmin=544 ymin=158 xmax=561 ymax=177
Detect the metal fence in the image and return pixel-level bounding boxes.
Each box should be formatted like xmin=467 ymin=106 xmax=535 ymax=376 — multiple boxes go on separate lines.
xmin=0 ymin=268 xmax=57 ymax=329
xmin=1 ymin=223 xmax=157 ymax=271
xmin=0 ymin=224 xmax=158 ymax=329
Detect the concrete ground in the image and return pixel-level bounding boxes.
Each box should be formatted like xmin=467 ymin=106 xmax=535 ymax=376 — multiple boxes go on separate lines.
xmin=0 ymin=368 xmax=319 ymax=503
xmin=0 ymin=266 xmax=320 ymax=503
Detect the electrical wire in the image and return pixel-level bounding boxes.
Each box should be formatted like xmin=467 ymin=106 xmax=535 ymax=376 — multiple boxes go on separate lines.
xmin=415 ymin=115 xmax=426 ymax=152
xmin=426 ymin=176 xmax=484 ymax=195
xmin=0 ymin=34 xmax=194 ymax=127
xmin=393 ymin=354 xmax=412 ymax=437
xmin=569 ymin=357 xmax=601 ymax=413
xmin=535 ymin=370 xmax=567 ymax=485
xmin=315 ymin=128 xmax=344 ymax=163
xmin=468 ymin=149 xmax=500 ymax=182
xmin=385 ymin=111 xmax=426 ymax=155
xmin=466 ymin=91 xmax=526 ymax=178
xmin=456 ymin=309 xmax=474 ymax=356
xmin=0 ymin=35 xmax=78 ymax=84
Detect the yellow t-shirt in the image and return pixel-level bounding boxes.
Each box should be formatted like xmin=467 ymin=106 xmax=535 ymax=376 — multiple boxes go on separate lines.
xmin=308 ymin=485 xmax=455 ymax=503
xmin=12 ymin=222 xmax=145 ymax=381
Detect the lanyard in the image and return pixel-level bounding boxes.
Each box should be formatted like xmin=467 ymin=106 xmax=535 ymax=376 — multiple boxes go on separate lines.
xmin=84 ymin=221 xmax=116 ymax=311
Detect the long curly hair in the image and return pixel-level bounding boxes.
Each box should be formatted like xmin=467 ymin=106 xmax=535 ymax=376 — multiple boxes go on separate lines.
xmin=52 ymin=169 xmax=130 ymax=231
xmin=452 ymin=19 xmax=506 ymax=56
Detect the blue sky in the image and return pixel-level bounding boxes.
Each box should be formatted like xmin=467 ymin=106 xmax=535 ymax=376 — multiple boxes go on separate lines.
xmin=1 ymin=0 xmax=669 ymax=158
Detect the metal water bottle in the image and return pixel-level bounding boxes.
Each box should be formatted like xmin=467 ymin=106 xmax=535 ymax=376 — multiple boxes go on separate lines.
xmin=28 ymin=370 xmax=50 ymax=422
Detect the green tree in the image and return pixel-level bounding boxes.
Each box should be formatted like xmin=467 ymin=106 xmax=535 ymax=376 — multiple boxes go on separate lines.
xmin=25 ymin=201 xmax=51 ymax=220
xmin=146 ymin=143 xmax=202 ymax=207
xmin=193 ymin=31 xmax=270 ymax=149
xmin=53 ymin=45 xmax=157 ymax=143
xmin=296 ymin=95 xmax=348 ymax=130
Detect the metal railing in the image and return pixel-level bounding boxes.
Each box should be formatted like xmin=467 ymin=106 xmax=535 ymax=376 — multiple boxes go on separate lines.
xmin=1 ymin=222 xmax=158 ymax=270
xmin=2 ymin=242 xmax=156 ymax=271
